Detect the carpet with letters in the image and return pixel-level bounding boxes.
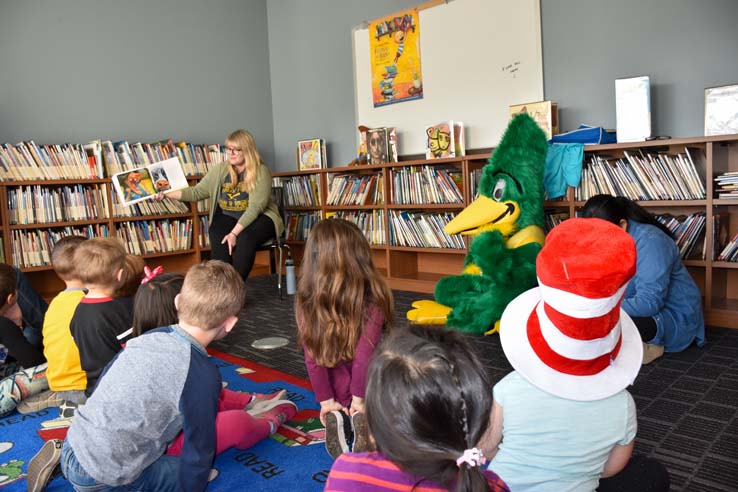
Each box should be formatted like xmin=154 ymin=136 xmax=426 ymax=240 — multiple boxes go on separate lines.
xmin=0 ymin=350 xmax=332 ymax=491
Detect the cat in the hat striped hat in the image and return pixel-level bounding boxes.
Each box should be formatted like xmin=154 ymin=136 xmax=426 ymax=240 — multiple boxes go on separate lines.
xmin=485 ymin=218 xmax=670 ymax=492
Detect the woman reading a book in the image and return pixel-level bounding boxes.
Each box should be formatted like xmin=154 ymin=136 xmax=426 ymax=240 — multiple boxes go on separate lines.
xmin=581 ymin=194 xmax=705 ymax=364
xmin=158 ymin=129 xmax=283 ymax=281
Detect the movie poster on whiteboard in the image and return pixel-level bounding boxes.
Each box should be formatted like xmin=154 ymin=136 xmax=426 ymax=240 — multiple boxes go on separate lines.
xmin=369 ymin=8 xmax=423 ymax=107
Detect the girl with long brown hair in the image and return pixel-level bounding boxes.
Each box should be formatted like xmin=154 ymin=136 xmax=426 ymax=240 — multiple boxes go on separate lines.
xmin=295 ymin=218 xmax=393 ymax=459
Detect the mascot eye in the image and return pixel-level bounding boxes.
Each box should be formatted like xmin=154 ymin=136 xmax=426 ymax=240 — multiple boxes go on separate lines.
xmin=492 ymin=179 xmax=506 ymax=201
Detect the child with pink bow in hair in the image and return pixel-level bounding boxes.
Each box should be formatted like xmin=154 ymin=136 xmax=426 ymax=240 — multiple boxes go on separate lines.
xmin=485 ymin=218 xmax=670 ymax=491
xmin=325 ymin=324 xmax=509 ymax=492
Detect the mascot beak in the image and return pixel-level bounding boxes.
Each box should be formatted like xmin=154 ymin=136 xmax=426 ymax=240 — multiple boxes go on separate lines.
xmin=445 ymin=194 xmax=519 ymax=236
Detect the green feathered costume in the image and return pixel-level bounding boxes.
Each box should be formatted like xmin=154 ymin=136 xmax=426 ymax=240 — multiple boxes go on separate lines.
xmin=407 ymin=113 xmax=548 ymax=334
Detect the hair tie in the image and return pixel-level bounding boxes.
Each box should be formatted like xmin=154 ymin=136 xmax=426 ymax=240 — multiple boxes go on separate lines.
xmin=141 ymin=265 xmax=164 ymax=285
xmin=456 ymin=448 xmax=486 ymax=468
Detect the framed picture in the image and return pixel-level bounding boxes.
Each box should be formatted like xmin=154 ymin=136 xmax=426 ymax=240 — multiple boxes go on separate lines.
xmin=365 ymin=128 xmax=389 ymax=165
xmin=615 ymin=75 xmax=651 ymax=143
xmin=705 ymin=84 xmax=738 ymax=136
xmin=297 ymin=139 xmax=326 ymax=170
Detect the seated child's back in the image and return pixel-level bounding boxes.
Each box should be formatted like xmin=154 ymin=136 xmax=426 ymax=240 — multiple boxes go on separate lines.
xmin=69 ymin=238 xmax=133 ymax=396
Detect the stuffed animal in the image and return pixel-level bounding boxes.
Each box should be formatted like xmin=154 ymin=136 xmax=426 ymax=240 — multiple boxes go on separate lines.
xmin=407 ymin=113 xmax=548 ymax=334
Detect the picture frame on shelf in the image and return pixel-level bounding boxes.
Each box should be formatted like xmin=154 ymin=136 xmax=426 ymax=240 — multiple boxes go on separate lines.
xmin=705 ymin=84 xmax=738 ymax=136
xmin=296 ymin=139 xmax=326 ymax=170
xmin=615 ymin=75 xmax=652 ymax=143
xmin=365 ymin=128 xmax=389 ymax=165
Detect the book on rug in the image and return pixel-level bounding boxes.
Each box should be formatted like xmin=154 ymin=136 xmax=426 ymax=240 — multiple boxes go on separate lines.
xmin=112 ymin=156 xmax=188 ymax=207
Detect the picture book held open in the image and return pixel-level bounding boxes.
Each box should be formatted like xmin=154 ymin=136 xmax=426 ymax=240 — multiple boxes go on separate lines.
xmin=112 ymin=157 xmax=188 ymax=206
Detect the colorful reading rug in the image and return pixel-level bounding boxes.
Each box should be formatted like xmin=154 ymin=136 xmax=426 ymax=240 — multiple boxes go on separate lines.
xmin=0 ymin=350 xmax=333 ymax=491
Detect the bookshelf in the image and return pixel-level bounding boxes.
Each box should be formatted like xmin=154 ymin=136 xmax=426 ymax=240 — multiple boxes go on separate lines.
xmin=275 ymin=135 xmax=738 ymax=330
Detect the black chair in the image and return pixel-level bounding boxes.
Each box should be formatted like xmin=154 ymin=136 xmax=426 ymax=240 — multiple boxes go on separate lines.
xmin=256 ymin=186 xmax=291 ymax=299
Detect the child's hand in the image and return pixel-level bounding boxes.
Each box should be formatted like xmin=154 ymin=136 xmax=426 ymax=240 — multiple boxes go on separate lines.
xmin=349 ymin=396 xmax=364 ymax=416
xmin=222 ymin=232 xmax=237 ymax=256
xmin=319 ymin=399 xmax=345 ymax=425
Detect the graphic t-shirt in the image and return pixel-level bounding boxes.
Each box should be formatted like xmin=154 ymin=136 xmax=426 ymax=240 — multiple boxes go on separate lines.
xmin=218 ymin=172 xmax=249 ymax=220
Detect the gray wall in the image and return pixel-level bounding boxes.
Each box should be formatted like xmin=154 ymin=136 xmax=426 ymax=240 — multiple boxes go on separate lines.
xmin=266 ymin=0 xmax=424 ymax=171
xmin=542 ymin=0 xmax=738 ymax=137
xmin=0 ymin=0 xmax=275 ymax=164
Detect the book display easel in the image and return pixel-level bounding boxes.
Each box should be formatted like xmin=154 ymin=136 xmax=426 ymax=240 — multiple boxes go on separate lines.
xmin=275 ymin=134 xmax=738 ymax=330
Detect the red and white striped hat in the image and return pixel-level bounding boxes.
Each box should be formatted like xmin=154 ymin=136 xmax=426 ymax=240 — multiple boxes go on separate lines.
xmin=500 ymin=218 xmax=643 ymax=401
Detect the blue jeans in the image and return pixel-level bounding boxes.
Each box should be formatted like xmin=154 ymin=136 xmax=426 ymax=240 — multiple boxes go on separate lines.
xmin=61 ymin=440 xmax=181 ymax=492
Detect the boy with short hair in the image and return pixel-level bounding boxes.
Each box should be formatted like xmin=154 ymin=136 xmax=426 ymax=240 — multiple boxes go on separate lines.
xmin=60 ymin=260 xmax=248 ymax=491
xmin=69 ymin=237 xmax=133 ymax=396
xmin=17 ymin=236 xmax=89 ymax=417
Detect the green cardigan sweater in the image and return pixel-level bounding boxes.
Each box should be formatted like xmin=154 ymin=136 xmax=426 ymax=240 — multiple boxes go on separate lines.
xmin=179 ymin=162 xmax=284 ymax=238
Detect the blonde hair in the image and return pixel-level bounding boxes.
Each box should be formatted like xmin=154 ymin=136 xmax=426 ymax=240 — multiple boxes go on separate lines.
xmin=73 ymin=237 xmax=126 ymax=288
xmin=226 ymin=129 xmax=263 ymax=193
xmin=295 ymin=219 xmax=393 ymax=367
xmin=177 ymin=260 xmax=245 ymax=330
xmin=116 ymin=254 xmax=145 ymax=297
xmin=51 ymin=235 xmax=87 ymax=281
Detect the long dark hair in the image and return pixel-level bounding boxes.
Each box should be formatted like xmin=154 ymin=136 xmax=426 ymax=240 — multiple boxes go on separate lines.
xmin=132 ymin=272 xmax=184 ymax=337
xmin=365 ymin=325 xmax=493 ymax=492
xmin=581 ymin=194 xmax=674 ymax=239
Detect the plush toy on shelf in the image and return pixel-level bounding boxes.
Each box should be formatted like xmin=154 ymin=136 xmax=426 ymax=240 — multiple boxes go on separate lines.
xmin=407 ymin=113 xmax=548 ymax=334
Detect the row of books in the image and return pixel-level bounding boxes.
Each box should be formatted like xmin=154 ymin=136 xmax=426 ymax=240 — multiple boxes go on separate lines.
xmin=0 ymin=138 xmax=225 ymax=182
xmin=391 ymin=166 xmax=463 ymax=205
xmin=545 ymin=211 xmax=569 ymax=233
xmin=575 ymin=148 xmax=705 ymax=201
xmin=7 ymin=184 xmax=109 ymax=225
xmin=104 ymin=140 xmax=223 ymax=177
xmin=717 ymin=231 xmax=738 ymax=261
xmin=714 ymin=171 xmax=738 ymax=199
xmin=276 ymin=176 xmax=321 ymax=207
xmin=1 ymin=141 xmax=103 ymax=181
xmin=654 ymin=212 xmax=706 ymax=260
xmin=388 ymin=210 xmax=465 ymax=249
xmin=326 ymin=174 xmax=384 ymax=206
xmin=285 ymin=211 xmax=322 ymax=242
xmin=9 ymin=225 xmax=110 ymax=268
xmin=115 ymin=219 xmax=193 ymax=256
xmin=330 ymin=210 xmax=385 ymax=246
xmin=199 ymin=216 xmax=210 ymax=248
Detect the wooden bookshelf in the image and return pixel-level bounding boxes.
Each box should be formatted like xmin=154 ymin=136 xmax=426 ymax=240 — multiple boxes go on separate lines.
xmin=276 ymin=136 xmax=738 ymax=329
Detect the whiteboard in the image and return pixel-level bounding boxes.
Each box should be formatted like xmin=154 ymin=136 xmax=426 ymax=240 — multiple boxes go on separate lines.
xmin=352 ymin=0 xmax=543 ymax=155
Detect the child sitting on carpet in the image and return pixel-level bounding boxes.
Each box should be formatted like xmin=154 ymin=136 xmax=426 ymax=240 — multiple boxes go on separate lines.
xmin=50 ymin=260 xmax=284 ymax=492
xmin=485 ymin=218 xmax=669 ymax=491
xmin=69 ymin=237 xmax=134 ymax=397
xmin=18 ymin=236 xmax=88 ymax=418
xmin=0 ymin=264 xmax=48 ymax=418
xmin=325 ymin=325 xmax=509 ymax=492
xmin=295 ymin=219 xmax=394 ymax=459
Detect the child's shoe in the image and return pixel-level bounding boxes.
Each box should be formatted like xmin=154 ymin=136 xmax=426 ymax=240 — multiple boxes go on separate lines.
xmin=324 ymin=410 xmax=352 ymax=459
xmin=251 ymin=400 xmax=298 ymax=433
xmin=16 ymin=389 xmax=60 ymax=414
xmin=351 ymin=412 xmax=371 ymax=453
xmin=26 ymin=438 xmax=63 ymax=492
xmin=59 ymin=399 xmax=81 ymax=419
xmin=245 ymin=389 xmax=288 ymax=415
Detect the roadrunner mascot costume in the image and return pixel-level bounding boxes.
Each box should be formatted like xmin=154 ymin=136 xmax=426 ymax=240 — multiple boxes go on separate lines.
xmin=407 ymin=113 xmax=548 ymax=334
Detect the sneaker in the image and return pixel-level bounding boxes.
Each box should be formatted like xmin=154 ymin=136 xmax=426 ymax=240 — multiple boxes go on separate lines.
xmin=351 ymin=412 xmax=371 ymax=453
xmin=26 ymin=439 xmax=63 ymax=492
xmin=16 ymin=390 xmax=61 ymax=414
xmin=245 ymin=389 xmax=288 ymax=415
xmin=59 ymin=400 xmax=80 ymax=419
xmin=642 ymin=343 xmax=665 ymax=365
xmin=251 ymin=400 xmax=298 ymax=433
xmin=324 ymin=410 xmax=352 ymax=459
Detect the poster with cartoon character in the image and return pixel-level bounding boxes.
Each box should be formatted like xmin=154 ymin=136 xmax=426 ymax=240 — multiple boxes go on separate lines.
xmin=369 ymin=8 xmax=423 ymax=107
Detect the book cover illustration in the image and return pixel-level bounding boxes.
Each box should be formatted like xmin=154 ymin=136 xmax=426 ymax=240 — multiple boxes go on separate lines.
xmin=509 ymin=101 xmax=558 ymax=140
xmin=369 ymin=8 xmax=423 ymax=107
xmin=704 ymin=84 xmax=738 ymax=136
xmin=297 ymin=139 xmax=325 ymax=170
xmin=425 ymin=121 xmax=455 ymax=159
xmin=365 ymin=128 xmax=389 ymax=165
xmin=112 ymin=157 xmax=188 ymax=206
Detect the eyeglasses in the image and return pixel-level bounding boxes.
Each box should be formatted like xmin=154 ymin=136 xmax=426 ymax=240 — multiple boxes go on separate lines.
xmin=226 ymin=147 xmax=242 ymax=154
